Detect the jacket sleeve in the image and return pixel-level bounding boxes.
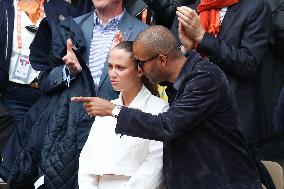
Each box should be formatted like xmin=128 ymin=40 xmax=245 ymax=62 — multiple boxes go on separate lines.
xmin=38 ymin=66 xmax=68 ymax=95
xmin=143 ymin=0 xmax=195 ymax=28
xmin=198 ymin=2 xmax=272 ymax=79
xmin=115 ymin=71 xmax=220 ymax=142
xmin=123 ymin=140 xmax=164 ymax=189
xmin=0 ymin=3 xmax=9 ymax=93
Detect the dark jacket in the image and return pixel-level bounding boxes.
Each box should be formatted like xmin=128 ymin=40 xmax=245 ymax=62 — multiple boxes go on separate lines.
xmin=142 ymin=0 xmax=196 ymax=28
xmin=7 ymin=17 xmax=95 ymax=189
xmin=257 ymin=0 xmax=284 ymax=146
xmin=5 ymin=10 xmax=147 ymax=188
xmin=0 ymin=0 xmax=78 ymax=93
xmin=115 ymin=51 xmax=261 ymax=189
xmin=172 ymin=0 xmax=272 ymax=142
xmin=126 ymin=0 xmax=196 ymax=28
xmin=0 ymin=0 xmax=78 ymax=184
xmin=273 ymin=85 xmax=284 ymax=134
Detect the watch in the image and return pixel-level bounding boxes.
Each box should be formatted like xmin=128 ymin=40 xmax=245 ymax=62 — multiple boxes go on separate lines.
xmin=112 ymin=104 xmax=122 ymax=118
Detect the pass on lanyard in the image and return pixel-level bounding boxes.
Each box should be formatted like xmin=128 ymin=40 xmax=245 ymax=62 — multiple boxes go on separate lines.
xmin=16 ymin=0 xmax=45 ymax=49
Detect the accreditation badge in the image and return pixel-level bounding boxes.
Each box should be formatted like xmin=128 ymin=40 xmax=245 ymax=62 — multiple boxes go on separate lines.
xmin=12 ymin=52 xmax=32 ymax=83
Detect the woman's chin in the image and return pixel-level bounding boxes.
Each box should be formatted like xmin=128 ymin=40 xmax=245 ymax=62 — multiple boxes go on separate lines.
xmin=111 ymin=86 xmax=122 ymax=92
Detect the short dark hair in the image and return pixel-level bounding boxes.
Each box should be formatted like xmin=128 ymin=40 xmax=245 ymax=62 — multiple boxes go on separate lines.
xmin=135 ymin=25 xmax=179 ymax=57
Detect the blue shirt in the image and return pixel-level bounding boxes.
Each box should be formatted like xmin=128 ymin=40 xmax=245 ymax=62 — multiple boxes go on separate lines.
xmin=89 ymin=11 xmax=124 ymax=91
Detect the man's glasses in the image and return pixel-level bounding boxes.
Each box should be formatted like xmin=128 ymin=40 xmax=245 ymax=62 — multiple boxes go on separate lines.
xmin=135 ymin=54 xmax=168 ymax=69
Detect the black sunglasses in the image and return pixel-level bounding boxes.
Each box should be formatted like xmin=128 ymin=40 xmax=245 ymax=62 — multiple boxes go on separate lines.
xmin=136 ymin=54 xmax=168 ymax=69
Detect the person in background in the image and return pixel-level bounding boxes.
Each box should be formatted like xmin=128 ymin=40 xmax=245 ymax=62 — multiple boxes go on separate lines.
xmin=0 ymin=0 xmax=78 ymax=183
xmin=3 ymin=0 xmax=148 ymax=188
xmin=78 ymin=41 xmax=167 ymax=189
xmin=0 ymin=0 xmax=78 ymax=127
xmin=174 ymin=0 xmax=271 ymax=145
xmin=72 ymin=25 xmax=261 ymax=189
xmin=174 ymin=2 xmax=274 ymax=188
xmin=125 ymin=0 xmax=196 ymax=28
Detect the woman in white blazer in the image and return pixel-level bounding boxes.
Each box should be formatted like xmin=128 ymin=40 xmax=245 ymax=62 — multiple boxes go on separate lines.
xmin=77 ymin=41 xmax=169 ymax=189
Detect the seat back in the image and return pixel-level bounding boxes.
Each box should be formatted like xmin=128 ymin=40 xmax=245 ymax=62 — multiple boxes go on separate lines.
xmin=262 ymin=161 xmax=284 ymax=189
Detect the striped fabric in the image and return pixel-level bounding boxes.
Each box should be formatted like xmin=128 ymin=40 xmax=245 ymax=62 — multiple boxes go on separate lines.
xmin=89 ymin=11 xmax=124 ymax=91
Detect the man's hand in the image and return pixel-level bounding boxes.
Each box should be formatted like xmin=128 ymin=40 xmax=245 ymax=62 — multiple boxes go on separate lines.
xmin=111 ymin=31 xmax=124 ymax=49
xmin=62 ymin=39 xmax=82 ymax=75
xmin=71 ymin=97 xmax=116 ymax=117
xmin=178 ymin=22 xmax=195 ymax=52
xmin=176 ymin=6 xmax=205 ymax=43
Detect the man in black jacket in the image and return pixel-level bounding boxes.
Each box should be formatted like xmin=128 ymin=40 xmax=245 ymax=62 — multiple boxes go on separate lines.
xmin=72 ymin=25 xmax=261 ymax=189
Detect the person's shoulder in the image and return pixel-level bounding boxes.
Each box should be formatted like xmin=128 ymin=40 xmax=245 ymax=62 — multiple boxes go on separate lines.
xmin=122 ymin=11 xmax=148 ymax=29
xmin=239 ymin=0 xmax=270 ymax=12
xmin=73 ymin=12 xmax=94 ymax=24
xmin=147 ymin=95 xmax=169 ymax=113
xmin=189 ymin=52 xmax=226 ymax=85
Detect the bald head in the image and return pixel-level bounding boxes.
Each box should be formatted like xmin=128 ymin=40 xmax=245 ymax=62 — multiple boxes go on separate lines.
xmin=134 ymin=25 xmax=180 ymax=57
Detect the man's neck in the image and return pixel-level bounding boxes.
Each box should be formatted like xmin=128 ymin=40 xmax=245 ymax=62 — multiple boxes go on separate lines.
xmin=96 ymin=6 xmax=123 ymax=26
xmin=168 ymin=55 xmax=187 ymax=83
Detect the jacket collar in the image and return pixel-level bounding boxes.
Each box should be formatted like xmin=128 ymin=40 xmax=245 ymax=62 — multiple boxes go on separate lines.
xmin=218 ymin=2 xmax=240 ymax=39
xmin=173 ymin=51 xmax=201 ymax=91
xmin=93 ymin=9 xmax=125 ymax=29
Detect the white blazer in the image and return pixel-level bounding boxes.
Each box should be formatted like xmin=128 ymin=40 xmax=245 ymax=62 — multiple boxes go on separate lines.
xmin=79 ymin=85 xmax=169 ymax=189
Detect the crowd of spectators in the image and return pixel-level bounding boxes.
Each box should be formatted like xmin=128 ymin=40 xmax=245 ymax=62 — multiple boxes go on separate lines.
xmin=0 ymin=0 xmax=283 ymax=188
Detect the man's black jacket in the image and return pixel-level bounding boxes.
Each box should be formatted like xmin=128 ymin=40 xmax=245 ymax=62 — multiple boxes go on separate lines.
xmin=115 ymin=52 xmax=261 ymax=189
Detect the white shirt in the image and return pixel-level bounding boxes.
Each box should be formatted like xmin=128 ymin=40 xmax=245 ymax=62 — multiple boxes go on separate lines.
xmin=79 ymin=85 xmax=169 ymax=189
xmin=9 ymin=0 xmax=43 ymax=84
xmin=220 ymin=7 xmax=228 ymax=25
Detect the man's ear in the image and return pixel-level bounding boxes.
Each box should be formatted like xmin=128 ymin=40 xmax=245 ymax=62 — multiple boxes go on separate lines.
xmin=159 ymin=54 xmax=168 ymax=67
